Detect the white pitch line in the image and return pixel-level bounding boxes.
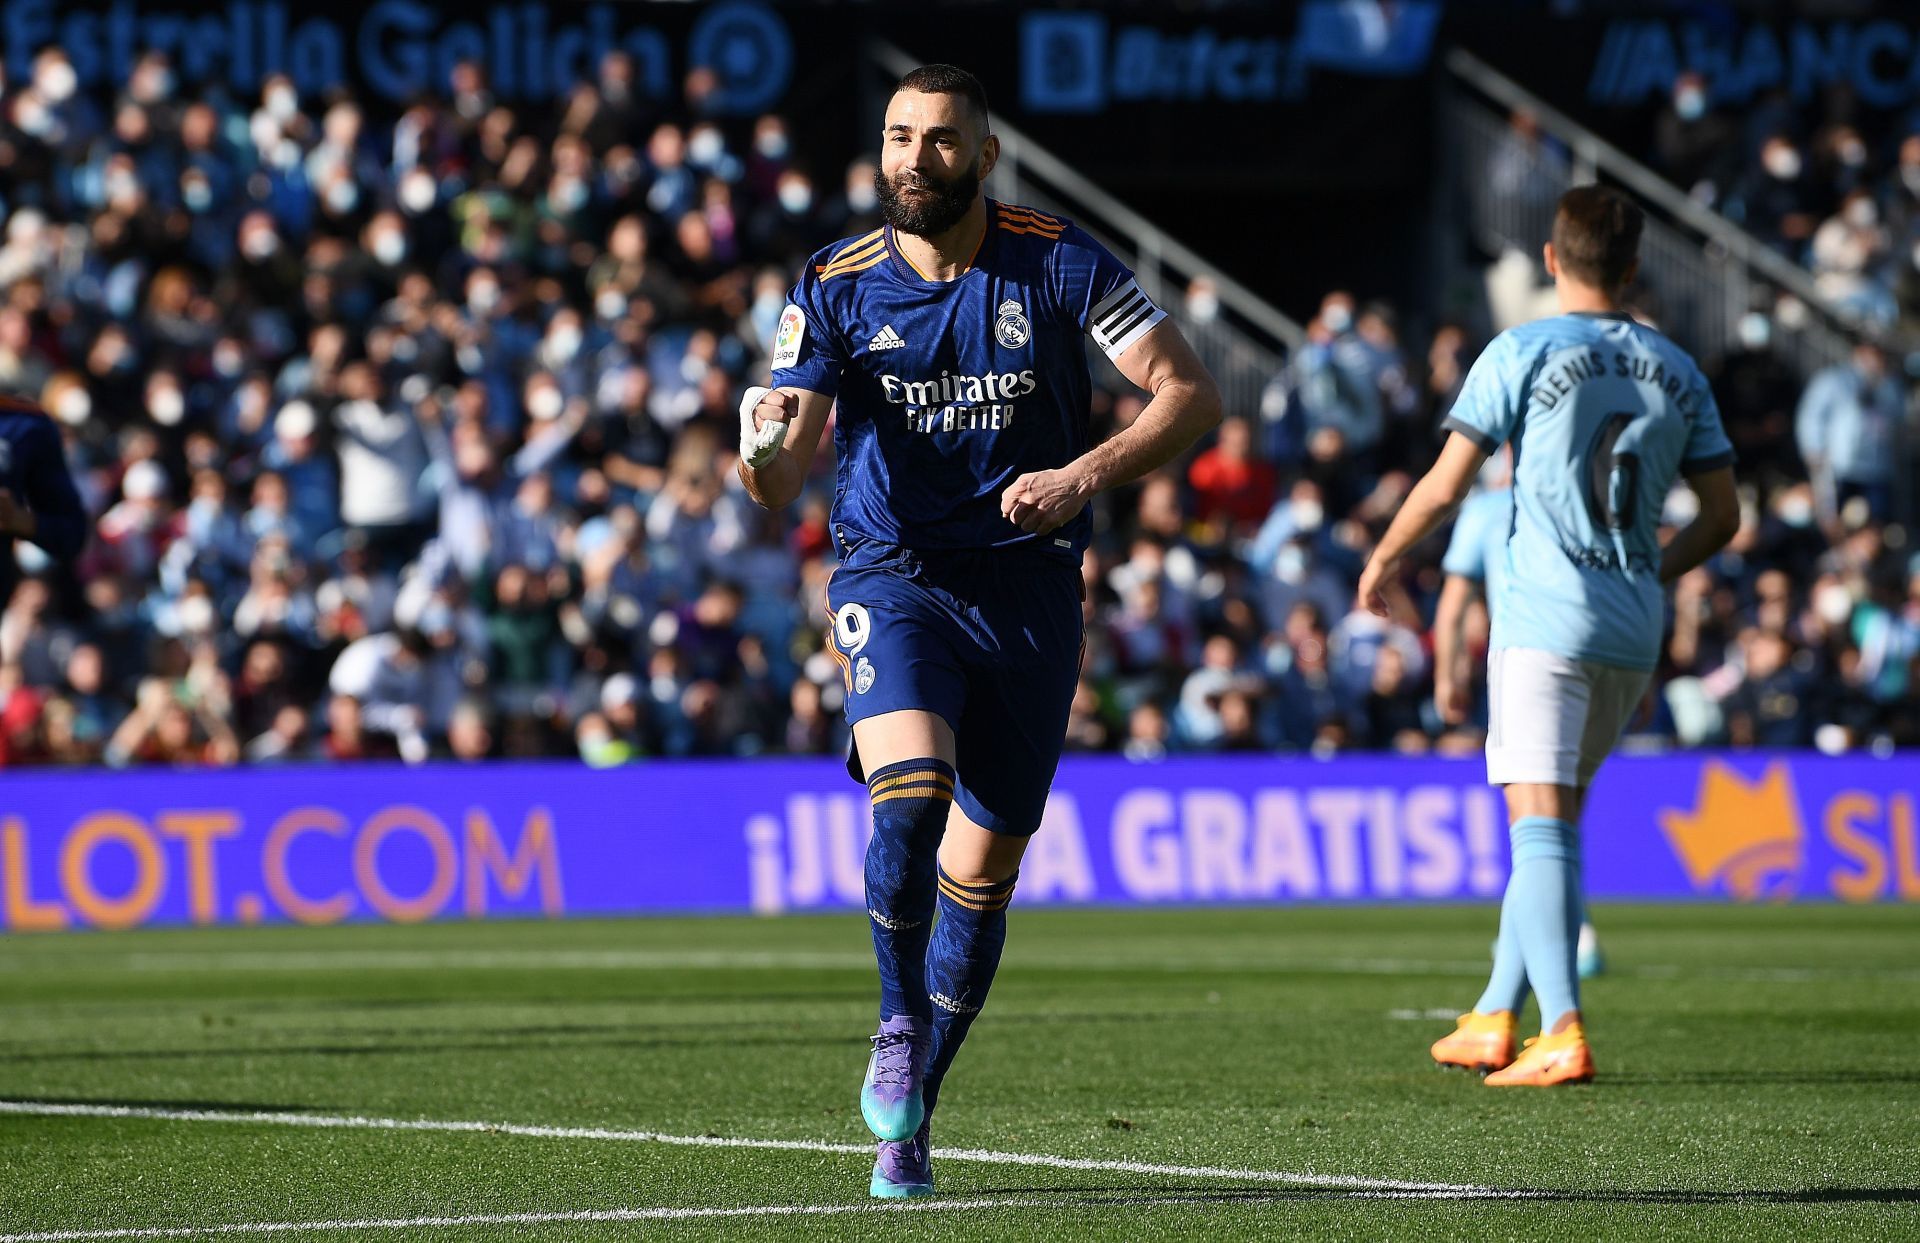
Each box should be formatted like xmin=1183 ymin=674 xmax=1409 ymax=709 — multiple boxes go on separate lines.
xmin=1386 ymin=1008 xmax=1462 ymax=1021
xmin=0 ymin=1185 xmax=1560 ymax=1243
xmin=0 ymin=1100 xmax=1484 ymax=1195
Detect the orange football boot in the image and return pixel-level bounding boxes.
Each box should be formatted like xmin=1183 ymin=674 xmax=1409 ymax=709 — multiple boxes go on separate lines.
xmin=1430 ymin=1010 xmax=1517 ymax=1073
xmin=1483 ymin=1022 xmax=1595 ymax=1086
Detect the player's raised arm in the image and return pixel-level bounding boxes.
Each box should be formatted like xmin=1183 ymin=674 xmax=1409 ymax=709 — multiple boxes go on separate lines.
xmin=736 ymin=384 xmax=835 ymax=511
xmin=999 ymin=319 xmax=1222 ymax=534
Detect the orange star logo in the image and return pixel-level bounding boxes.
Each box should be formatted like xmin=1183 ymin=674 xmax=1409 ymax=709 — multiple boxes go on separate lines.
xmin=1658 ymin=761 xmax=1805 ymax=901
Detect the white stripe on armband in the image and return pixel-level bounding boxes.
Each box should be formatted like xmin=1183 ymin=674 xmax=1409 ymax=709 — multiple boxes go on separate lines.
xmin=1088 ymin=279 xmax=1167 ymax=361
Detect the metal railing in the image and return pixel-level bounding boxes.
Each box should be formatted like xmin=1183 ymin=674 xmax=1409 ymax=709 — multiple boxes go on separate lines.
xmin=1444 ymin=47 xmax=1868 ymax=379
xmin=866 ymin=41 xmax=1303 ymax=421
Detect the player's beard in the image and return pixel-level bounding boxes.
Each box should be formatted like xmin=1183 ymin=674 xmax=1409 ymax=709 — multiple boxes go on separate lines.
xmin=875 ymin=161 xmax=980 ymax=238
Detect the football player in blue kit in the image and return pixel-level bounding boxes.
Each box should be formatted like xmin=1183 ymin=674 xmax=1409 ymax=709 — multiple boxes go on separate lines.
xmin=0 ymin=393 xmax=87 ymax=608
xmin=736 ymin=65 xmax=1222 ymax=1197
xmin=1359 ymin=186 xmax=1739 ymax=1086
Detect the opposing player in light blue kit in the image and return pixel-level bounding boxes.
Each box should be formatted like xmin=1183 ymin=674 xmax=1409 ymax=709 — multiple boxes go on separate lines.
xmin=1359 ymin=186 xmax=1740 ymax=1086
xmin=737 ymin=65 xmax=1221 ymax=1192
xmin=1433 ymin=464 xmax=1606 ymax=993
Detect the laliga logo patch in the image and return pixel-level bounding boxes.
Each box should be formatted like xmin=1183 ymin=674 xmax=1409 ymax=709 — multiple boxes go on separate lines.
xmin=771 ymin=304 xmax=806 ymax=368
xmin=854 ymin=656 xmax=876 ymax=694
xmin=995 ymin=298 xmax=1031 ymax=349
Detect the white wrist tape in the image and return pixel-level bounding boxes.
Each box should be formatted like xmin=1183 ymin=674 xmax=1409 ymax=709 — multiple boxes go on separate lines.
xmin=738 ymin=385 xmax=783 ymax=469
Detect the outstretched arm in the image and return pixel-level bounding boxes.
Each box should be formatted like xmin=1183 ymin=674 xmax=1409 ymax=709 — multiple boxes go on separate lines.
xmin=999 ymin=320 xmax=1223 ymax=535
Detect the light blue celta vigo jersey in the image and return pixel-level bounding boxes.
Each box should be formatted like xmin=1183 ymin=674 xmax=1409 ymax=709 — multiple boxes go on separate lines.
xmin=1441 ymin=312 xmax=1735 ymax=672
xmin=1441 ymin=486 xmax=1513 ymax=603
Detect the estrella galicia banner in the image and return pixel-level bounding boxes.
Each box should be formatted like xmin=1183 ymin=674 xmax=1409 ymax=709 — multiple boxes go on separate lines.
xmin=0 ymin=0 xmax=794 ymax=111
xmin=1 ymin=754 xmax=1915 ymax=932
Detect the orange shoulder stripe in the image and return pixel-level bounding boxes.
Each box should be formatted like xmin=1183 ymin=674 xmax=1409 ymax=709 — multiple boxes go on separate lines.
xmin=997 ymin=222 xmax=1065 ymax=240
xmin=998 ymin=205 xmax=1063 ymax=228
xmin=816 ymin=244 xmax=886 ymax=279
xmin=819 ymin=252 xmax=888 ymax=282
xmin=814 ymin=230 xmax=886 ymax=275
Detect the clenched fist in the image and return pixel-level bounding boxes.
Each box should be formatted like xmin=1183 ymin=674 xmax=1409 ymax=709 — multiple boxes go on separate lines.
xmin=738 ymin=386 xmax=793 ymax=468
xmin=1000 ymin=465 xmax=1093 ymax=536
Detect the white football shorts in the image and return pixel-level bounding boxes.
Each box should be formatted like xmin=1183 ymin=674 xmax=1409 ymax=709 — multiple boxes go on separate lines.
xmin=1485 ymin=646 xmax=1650 ymax=789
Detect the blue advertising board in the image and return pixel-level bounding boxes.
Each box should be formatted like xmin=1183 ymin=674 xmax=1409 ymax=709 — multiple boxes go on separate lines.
xmin=2 ymin=753 xmax=1915 ymax=931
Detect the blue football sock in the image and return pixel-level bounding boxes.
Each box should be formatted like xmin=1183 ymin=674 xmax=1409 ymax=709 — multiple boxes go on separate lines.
xmin=1475 ymin=905 xmax=1530 ymax=1016
xmin=1505 ymin=816 xmax=1582 ymax=1031
xmin=864 ymin=759 xmax=955 ymax=1024
xmin=921 ymin=866 xmax=1017 ymax=1119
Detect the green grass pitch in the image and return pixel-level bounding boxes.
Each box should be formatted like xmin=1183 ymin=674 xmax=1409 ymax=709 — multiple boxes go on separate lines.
xmin=1 ymin=904 xmax=1916 ymax=1240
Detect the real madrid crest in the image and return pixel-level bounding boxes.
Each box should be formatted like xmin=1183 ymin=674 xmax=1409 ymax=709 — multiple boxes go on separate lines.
xmin=995 ymin=298 xmax=1031 ymax=350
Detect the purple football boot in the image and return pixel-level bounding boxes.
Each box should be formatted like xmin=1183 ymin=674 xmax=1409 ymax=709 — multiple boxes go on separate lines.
xmin=870 ymin=1120 xmax=933 ymax=1199
xmin=859 ymin=1015 xmax=927 ymax=1142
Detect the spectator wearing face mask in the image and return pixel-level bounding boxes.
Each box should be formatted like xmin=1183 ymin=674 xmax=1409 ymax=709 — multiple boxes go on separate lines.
xmin=1278 ymin=292 xmax=1391 ymax=462
xmin=1708 ymin=312 xmax=1800 ymax=484
xmin=1731 ymin=135 xmax=1818 ymax=254
xmin=262 ymin=400 xmax=340 ymax=543
xmin=685 ymin=122 xmax=744 ymax=185
xmin=1812 ymin=124 xmax=1874 ymax=207
xmin=28 ymin=49 xmax=102 ymax=157
xmin=1796 ymin=342 xmax=1907 ymax=524
xmin=333 ymin=362 xmax=431 ymax=565
xmin=229 ymin=211 xmax=304 ymax=318
xmin=1652 ymin=72 xmax=1739 ymax=206
xmin=750 ymin=168 xmax=827 ymax=267
xmin=419 ymin=383 xmax=584 ymax=584
xmin=1252 ymin=529 xmax=1349 ymax=642
xmin=1810 ymin=189 xmax=1895 ymax=325
xmin=743 ymin=114 xmax=793 ymax=200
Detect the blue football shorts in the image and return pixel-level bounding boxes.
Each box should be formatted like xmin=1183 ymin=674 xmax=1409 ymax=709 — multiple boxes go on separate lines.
xmin=824 ymin=537 xmax=1083 ymax=836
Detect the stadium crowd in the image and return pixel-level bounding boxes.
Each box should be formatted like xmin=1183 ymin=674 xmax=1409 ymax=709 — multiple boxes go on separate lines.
xmin=1651 ymin=69 xmax=1920 ymax=334
xmin=0 ymin=48 xmax=1915 ymax=769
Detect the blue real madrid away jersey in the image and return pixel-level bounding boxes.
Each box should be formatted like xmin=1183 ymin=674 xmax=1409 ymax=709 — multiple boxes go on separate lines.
xmin=769 ymin=199 xmax=1164 ymax=562
xmin=1442 ymin=312 xmax=1734 ymax=672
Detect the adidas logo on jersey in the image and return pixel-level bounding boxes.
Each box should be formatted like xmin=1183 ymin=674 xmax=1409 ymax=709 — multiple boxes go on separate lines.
xmin=868 ymin=325 xmax=907 ymax=351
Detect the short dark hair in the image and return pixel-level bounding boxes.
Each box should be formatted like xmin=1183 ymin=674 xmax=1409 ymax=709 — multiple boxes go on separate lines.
xmin=1551 ymin=185 xmax=1644 ymax=291
xmin=894 ymin=63 xmax=990 ymax=135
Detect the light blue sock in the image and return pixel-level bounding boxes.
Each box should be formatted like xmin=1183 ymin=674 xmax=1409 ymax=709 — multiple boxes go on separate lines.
xmin=1504 ymin=816 xmax=1582 ymax=1030
xmin=1474 ymin=907 xmax=1530 ymax=1016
